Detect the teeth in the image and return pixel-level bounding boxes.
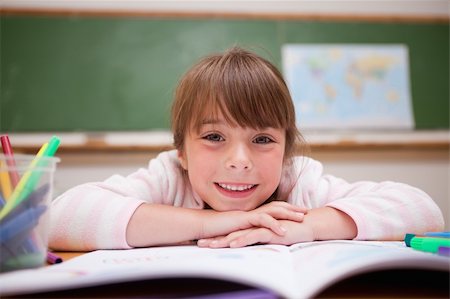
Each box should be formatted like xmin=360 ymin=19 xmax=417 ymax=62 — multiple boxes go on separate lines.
xmin=218 ymin=183 xmax=254 ymax=191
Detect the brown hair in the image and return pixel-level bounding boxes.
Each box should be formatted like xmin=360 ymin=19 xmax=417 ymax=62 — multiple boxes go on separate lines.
xmin=171 ymin=46 xmax=304 ymax=162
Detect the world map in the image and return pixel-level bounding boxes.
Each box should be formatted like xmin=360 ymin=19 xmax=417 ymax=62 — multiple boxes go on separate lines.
xmin=282 ymin=45 xmax=414 ymax=130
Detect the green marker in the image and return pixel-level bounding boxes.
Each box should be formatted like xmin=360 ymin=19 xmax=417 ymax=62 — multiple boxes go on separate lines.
xmin=410 ymin=236 xmax=450 ymax=253
xmin=42 ymin=136 xmax=61 ymax=158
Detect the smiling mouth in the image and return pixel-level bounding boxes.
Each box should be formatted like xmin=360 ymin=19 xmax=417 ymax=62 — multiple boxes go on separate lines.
xmin=215 ymin=183 xmax=257 ymax=192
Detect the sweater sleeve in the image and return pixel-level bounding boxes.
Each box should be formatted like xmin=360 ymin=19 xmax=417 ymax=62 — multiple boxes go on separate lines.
xmin=48 ymin=150 xmax=190 ymax=251
xmin=288 ymin=157 xmax=445 ymax=240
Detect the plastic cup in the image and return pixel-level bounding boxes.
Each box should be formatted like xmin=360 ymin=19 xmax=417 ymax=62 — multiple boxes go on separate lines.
xmin=0 ymin=154 xmax=59 ymax=272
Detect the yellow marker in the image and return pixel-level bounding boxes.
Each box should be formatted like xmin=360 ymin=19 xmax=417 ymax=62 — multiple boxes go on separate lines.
xmin=0 ymin=160 xmax=13 ymax=200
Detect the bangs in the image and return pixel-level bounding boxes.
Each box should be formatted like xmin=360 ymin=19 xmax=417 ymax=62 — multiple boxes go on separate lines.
xmin=188 ymin=52 xmax=295 ymax=132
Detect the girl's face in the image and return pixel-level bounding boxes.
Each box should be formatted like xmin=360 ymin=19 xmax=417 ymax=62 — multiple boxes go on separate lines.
xmin=178 ymin=114 xmax=286 ymax=211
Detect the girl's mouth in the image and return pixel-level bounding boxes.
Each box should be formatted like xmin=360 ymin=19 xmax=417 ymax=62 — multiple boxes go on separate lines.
xmin=214 ymin=183 xmax=258 ymax=198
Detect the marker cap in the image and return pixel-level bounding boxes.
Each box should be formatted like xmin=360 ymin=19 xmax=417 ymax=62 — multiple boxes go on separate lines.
xmin=404 ymin=233 xmax=415 ymax=247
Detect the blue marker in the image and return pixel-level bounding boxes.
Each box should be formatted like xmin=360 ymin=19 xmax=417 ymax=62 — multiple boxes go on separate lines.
xmin=0 ymin=205 xmax=46 ymax=244
xmin=0 ymin=193 xmax=5 ymax=208
xmin=424 ymin=232 xmax=450 ymax=238
xmin=0 ymin=184 xmax=49 ymax=224
xmin=1 ymin=228 xmax=38 ymax=258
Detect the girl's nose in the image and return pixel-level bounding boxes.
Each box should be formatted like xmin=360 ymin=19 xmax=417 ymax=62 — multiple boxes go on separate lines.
xmin=225 ymin=144 xmax=253 ymax=171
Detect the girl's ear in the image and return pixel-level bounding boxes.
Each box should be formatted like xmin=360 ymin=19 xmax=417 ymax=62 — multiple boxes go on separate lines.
xmin=177 ymin=150 xmax=188 ymax=170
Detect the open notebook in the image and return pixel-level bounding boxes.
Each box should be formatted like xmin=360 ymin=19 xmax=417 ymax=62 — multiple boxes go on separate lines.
xmin=1 ymin=240 xmax=449 ymax=298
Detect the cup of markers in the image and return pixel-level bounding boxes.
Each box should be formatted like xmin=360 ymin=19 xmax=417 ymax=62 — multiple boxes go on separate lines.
xmin=0 ymin=137 xmax=60 ymax=272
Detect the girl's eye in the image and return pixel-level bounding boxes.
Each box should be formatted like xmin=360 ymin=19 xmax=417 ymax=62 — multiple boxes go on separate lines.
xmin=253 ymin=136 xmax=273 ymax=144
xmin=203 ymin=133 xmax=224 ymax=142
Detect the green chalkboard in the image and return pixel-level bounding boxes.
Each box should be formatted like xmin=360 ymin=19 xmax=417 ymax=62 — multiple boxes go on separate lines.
xmin=1 ymin=15 xmax=448 ymax=131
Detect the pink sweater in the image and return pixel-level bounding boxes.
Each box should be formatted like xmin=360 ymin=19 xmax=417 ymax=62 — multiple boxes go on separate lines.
xmin=49 ymin=150 xmax=444 ymax=250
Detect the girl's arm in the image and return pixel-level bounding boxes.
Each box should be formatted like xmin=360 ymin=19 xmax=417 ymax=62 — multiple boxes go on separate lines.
xmin=290 ymin=157 xmax=445 ymax=240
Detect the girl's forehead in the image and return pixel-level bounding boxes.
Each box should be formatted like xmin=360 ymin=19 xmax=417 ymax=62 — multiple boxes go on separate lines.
xmin=193 ymin=113 xmax=238 ymax=130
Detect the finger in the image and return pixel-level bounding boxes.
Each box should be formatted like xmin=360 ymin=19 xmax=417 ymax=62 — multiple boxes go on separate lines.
xmin=197 ymin=236 xmax=222 ymax=247
xmin=263 ymin=207 xmax=305 ymax=223
xmin=209 ymin=230 xmax=250 ymax=248
xmin=209 ymin=235 xmax=237 ymax=248
xmin=285 ymin=211 xmax=305 ymax=222
xmin=198 ymin=231 xmax=242 ymax=248
xmin=248 ymin=213 xmax=286 ymax=236
xmin=230 ymin=228 xmax=273 ymax=248
xmin=267 ymin=201 xmax=308 ymax=213
xmin=197 ymin=239 xmax=210 ymax=247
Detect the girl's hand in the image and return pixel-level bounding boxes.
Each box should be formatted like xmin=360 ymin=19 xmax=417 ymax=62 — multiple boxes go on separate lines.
xmin=200 ymin=201 xmax=306 ymax=239
xmin=244 ymin=201 xmax=307 ymax=236
xmin=200 ymin=201 xmax=307 ymax=240
xmin=197 ymin=220 xmax=314 ymax=248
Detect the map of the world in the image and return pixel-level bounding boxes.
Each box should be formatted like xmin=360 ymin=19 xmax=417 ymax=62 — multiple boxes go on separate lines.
xmin=282 ymin=44 xmax=414 ymax=130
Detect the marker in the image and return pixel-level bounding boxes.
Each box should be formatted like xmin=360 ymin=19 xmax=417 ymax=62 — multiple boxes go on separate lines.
xmin=405 ymin=232 xmax=450 ymax=247
xmin=41 ymin=136 xmax=61 ymax=158
xmin=0 ymin=193 xmax=5 ymax=208
xmin=0 ymin=205 xmax=46 ymax=243
xmin=1 ymin=223 xmax=39 ymax=255
xmin=423 ymin=232 xmax=450 ymax=238
xmin=0 ymin=160 xmax=13 ymax=200
xmin=410 ymin=236 xmax=450 ymax=254
xmin=1 ymin=184 xmax=49 ymax=223
xmin=0 ymin=135 xmax=20 ymax=187
xmin=47 ymin=251 xmax=63 ymax=264
xmin=0 ymin=136 xmax=60 ymax=220
xmin=2 ymin=252 xmax=45 ymax=272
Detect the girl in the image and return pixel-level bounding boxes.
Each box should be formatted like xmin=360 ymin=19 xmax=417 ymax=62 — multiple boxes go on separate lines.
xmin=49 ymin=47 xmax=444 ymax=251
